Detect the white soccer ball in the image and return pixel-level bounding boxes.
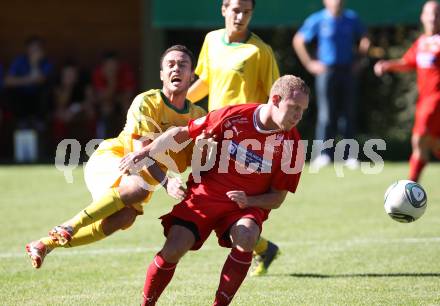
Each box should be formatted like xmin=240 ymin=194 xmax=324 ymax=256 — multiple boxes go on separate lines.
xmin=384 ymin=180 xmax=427 ymax=223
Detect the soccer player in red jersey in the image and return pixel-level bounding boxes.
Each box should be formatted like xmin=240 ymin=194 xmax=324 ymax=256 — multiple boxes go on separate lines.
xmin=374 ymin=0 xmax=440 ymax=182
xmin=187 ymin=0 xmax=281 ymax=276
xmin=122 ymin=75 xmax=309 ymax=305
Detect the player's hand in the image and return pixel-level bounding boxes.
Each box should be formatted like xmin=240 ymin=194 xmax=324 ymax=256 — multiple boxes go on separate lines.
xmin=226 ymin=190 xmax=249 ymax=209
xmin=195 ymin=129 xmax=218 ymax=160
xmin=165 ymin=176 xmax=187 ymax=200
xmin=119 ymin=151 xmax=150 ymax=174
xmin=195 ymin=129 xmax=217 ymax=144
xmin=374 ymin=60 xmax=387 ymax=76
xmin=306 ymin=60 xmax=327 ymax=75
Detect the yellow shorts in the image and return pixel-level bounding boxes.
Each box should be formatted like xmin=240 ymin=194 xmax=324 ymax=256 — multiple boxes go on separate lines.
xmin=84 ymin=139 xmax=158 ymax=214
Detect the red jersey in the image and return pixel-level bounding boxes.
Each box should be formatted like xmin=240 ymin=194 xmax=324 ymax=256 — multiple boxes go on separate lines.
xmin=187 ymin=104 xmax=303 ymax=201
xmin=404 ymin=34 xmax=440 ymax=101
xmin=403 ymin=34 xmax=440 ymax=137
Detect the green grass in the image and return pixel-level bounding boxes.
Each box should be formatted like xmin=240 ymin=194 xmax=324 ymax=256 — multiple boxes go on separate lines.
xmin=1 ymin=163 xmax=440 ymax=305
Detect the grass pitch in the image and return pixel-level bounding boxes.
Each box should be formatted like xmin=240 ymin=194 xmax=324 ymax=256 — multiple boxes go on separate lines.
xmin=1 ymin=163 xmax=440 ymax=305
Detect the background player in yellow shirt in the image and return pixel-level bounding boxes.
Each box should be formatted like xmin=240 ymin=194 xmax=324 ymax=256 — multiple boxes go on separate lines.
xmin=25 ymin=45 xmax=206 ymax=269
xmin=187 ymin=0 xmax=281 ymax=276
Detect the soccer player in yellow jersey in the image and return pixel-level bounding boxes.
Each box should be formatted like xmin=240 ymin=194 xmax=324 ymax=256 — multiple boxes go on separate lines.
xmin=187 ymin=0 xmax=281 ymax=276
xmin=25 ymin=45 xmax=206 ymax=269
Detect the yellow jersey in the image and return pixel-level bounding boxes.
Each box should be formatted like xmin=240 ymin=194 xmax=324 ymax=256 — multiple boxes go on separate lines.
xmin=195 ymin=29 xmax=280 ymax=111
xmin=103 ymin=89 xmax=206 ymax=173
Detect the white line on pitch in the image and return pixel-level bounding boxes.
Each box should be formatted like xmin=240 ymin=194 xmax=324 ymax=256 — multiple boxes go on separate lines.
xmin=2 ymin=237 xmax=440 ymax=259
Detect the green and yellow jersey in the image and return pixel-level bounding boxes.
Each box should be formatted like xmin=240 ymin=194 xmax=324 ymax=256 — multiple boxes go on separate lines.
xmin=85 ymin=89 xmax=206 ymax=207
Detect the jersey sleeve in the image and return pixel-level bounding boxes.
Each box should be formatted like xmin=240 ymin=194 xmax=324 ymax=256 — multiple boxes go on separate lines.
xmin=259 ymin=45 xmax=280 ymax=97
xmin=271 ymin=131 xmax=303 ymax=193
xmin=298 ymin=13 xmax=320 ymax=43
xmin=195 ymin=35 xmax=210 ymax=83
xmin=403 ymin=40 xmax=418 ymax=68
xmin=187 ymin=107 xmax=230 ymax=140
xmin=124 ymin=94 xmax=160 ymax=138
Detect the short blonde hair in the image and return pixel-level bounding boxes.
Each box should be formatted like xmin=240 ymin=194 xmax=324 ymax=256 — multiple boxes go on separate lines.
xmin=270 ymin=75 xmax=310 ymax=99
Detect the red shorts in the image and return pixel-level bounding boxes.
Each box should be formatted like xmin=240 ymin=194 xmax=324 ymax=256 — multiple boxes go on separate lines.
xmin=160 ymin=193 xmax=269 ymax=250
xmin=413 ymin=95 xmax=440 ymax=137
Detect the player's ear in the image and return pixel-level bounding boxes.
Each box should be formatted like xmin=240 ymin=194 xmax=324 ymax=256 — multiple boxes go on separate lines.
xmin=159 ymin=69 xmax=164 ymax=81
xmin=221 ymin=4 xmax=227 ymax=17
xmin=271 ymin=94 xmax=281 ymax=106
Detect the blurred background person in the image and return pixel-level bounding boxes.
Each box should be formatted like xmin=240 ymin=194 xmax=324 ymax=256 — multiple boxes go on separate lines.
xmin=92 ymin=51 xmax=136 ymax=139
xmin=374 ymin=0 xmax=440 ymax=182
xmin=50 ymin=59 xmax=96 ymax=156
xmin=293 ymin=0 xmax=370 ymax=170
xmin=4 ymin=35 xmax=54 ymax=162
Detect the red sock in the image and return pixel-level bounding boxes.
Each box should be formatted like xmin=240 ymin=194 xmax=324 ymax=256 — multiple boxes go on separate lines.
xmin=141 ymin=252 xmax=177 ymax=306
xmin=409 ymin=154 xmax=427 ymax=182
xmin=213 ymin=248 xmax=253 ymax=306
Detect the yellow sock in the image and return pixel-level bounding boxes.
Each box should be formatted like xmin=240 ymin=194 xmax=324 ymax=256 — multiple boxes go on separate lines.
xmin=69 ymin=188 xmax=125 ymax=232
xmin=40 ymin=237 xmax=59 ymax=250
xmin=253 ymin=236 xmax=269 ymax=255
xmin=65 ymin=220 xmax=107 ymax=248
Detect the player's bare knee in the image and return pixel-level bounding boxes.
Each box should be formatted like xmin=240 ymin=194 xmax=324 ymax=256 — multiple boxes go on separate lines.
xmin=102 ymin=207 xmax=138 ymax=235
xmin=118 ymin=207 xmax=138 ymax=229
xmin=118 ymin=175 xmax=149 ymax=205
xmin=230 ymin=221 xmax=259 ymax=251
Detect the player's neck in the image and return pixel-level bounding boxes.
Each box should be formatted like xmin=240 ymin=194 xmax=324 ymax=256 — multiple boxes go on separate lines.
xmin=257 ymin=105 xmax=280 ymax=131
xmin=425 ymin=28 xmax=440 ymax=36
xmin=225 ymin=29 xmax=250 ymax=43
xmin=326 ymin=8 xmax=343 ymax=17
xmin=162 ymin=88 xmax=187 ymax=110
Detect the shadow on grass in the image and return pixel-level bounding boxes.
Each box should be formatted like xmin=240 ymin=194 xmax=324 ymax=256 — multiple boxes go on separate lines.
xmin=284 ymin=273 xmax=440 ymax=278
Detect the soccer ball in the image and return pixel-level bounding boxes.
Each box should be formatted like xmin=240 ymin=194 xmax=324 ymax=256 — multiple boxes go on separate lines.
xmin=384 ymin=180 xmax=427 ymax=223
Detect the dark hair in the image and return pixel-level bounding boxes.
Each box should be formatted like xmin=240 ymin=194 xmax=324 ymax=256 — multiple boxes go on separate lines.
xmin=223 ymin=0 xmax=255 ymax=9
xmin=160 ymin=45 xmax=196 ymax=70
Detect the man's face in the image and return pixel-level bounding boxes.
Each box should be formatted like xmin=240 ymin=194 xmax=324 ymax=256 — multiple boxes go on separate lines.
xmin=27 ymin=42 xmax=44 ymax=64
xmin=222 ymin=0 xmax=253 ymax=34
xmin=160 ymin=50 xmax=194 ymax=95
xmin=62 ymin=66 xmax=78 ymax=87
xmin=102 ymin=58 xmax=119 ymax=79
xmin=421 ymin=1 xmax=440 ymax=34
xmin=323 ymin=0 xmax=344 ymax=16
xmin=274 ymin=91 xmax=309 ymax=131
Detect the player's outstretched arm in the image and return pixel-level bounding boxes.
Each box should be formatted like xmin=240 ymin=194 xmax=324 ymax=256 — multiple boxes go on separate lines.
xmin=374 ymin=59 xmax=413 ymax=76
xmin=226 ymin=188 xmax=288 ymax=210
xmin=119 ymin=126 xmax=191 ymax=172
xmin=118 ymin=127 xmax=190 ymax=199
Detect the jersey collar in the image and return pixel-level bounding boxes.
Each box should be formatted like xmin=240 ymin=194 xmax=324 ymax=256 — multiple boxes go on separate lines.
xmin=221 ymin=29 xmax=252 ymax=46
xmin=253 ymin=105 xmax=281 ymax=134
xmin=160 ymin=90 xmax=190 ymax=114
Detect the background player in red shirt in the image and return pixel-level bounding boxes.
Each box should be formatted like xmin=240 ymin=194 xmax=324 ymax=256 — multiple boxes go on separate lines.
xmin=374 ymin=0 xmax=440 ymax=182
xmin=125 ymin=75 xmax=309 ymax=306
